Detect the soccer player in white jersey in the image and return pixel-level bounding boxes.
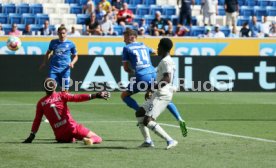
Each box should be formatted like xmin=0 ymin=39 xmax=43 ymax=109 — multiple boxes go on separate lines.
xmin=135 ymin=38 xmax=178 ymax=149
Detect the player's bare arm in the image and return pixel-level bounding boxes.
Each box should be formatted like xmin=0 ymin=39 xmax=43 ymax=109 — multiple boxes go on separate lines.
xmin=69 ymin=54 xmax=78 ymax=69
xmin=123 ymin=61 xmax=134 ymax=74
xmin=39 ymin=50 xmax=52 ymax=70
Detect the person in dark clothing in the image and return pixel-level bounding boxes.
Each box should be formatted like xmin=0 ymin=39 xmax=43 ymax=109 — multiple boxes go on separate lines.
xmin=224 ymin=0 xmax=239 ymax=27
xmin=177 ymin=0 xmax=195 ymax=26
xmin=239 ymin=22 xmax=250 ymax=37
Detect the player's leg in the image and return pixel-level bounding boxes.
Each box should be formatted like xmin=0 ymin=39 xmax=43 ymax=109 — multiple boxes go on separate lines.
xmin=60 ymin=69 xmax=70 ymax=92
xmin=167 ymin=102 xmax=187 ymax=137
xmin=121 ymin=79 xmax=140 ymax=111
xmin=142 ymin=95 xmax=178 ymax=149
xmin=135 ymin=107 xmax=153 ymax=147
xmin=74 ymin=124 xmax=102 ymax=145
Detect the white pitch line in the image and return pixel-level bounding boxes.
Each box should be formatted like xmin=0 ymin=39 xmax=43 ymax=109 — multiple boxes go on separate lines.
xmin=0 ymin=120 xmax=275 ymax=143
xmin=1 ymin=102 xmax=276 ymax=106
xmin=160 ymin=123 xmax=276 ymax=143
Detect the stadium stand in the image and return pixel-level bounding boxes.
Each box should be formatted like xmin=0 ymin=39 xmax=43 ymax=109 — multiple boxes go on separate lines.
xmin=0 ymin=0 xmax=275 ymax=36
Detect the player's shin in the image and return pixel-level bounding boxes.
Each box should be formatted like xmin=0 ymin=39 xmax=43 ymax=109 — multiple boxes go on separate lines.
xmin=136 ymin=117 xmax=152 ymax=143
xmin=167 ymin=102 xmax=184 ymax=121
xmin=147 ymin=121 xmax=173 ymax=142
xmin=123 ymin=96 xmax=139 ymax=111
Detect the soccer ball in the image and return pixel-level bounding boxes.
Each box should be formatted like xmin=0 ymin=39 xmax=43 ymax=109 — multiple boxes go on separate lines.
xmin=7 ymin=36 xmax=22 ymax=51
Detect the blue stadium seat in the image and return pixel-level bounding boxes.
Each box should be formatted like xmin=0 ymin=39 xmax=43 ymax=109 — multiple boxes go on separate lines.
xmin=2 ymin=24 xmax=12 ymax=35
xmin=257 ymin=0 xmax=271 ymax=6
xmin=0 ymin=13 xmax=8 ymax=24
xmin=30 ymin=24 xmax=43 ymax=34
xmin=245 ymin=1 xmax=255 ymax=6
xmin=144 ymin=15 xmax=155 ymax=25
xmin=128 ymin=5 xmax=137 ymax=14
xmin=272 ymin=1 xmax=276 ymax=6
xmin=191 ymin=26 xmax=205 ymax=36
xmin=267 ymin=7 xmax=276 ymax=16
xmin=17 ymin=3 xmax=30 ymax=14
xmin=254 ymin=6 xmax=267 ymax=16
xmin=136 ymin=5 xmax=150 ymax=15
xmin=240 ymin=6 xmax=254 ymax=16
xmin=218 ymin=6 xmax=225 ymax=16
xmin=219 ymin=26 xmax=231 ymax=36
xmin=78 ymin=0 xmax=88 ymax=5
xmin=129 ymin=0 xmax=143 ymax=5
xmin=70 ymin=4 xmax=83 ymax=14
xmin=237 ymin=16 xmax=250 ymax=26
xmin=113 ymin=25 xmax=124 ymax=35
xmin=218 ymin=0 xmax=224 ymax=5
xmin=133 ymin=15 xmax=143 ymax=25
xmin=195 ymin=0 xmax=202 ymax=5
xmin=9 ymin=13 xmax=22 ymax=24
xmin=17 ymin=24 xmax=25 ymax=31
xmin=150 ymin=5 xmax=162 ymax=15
xmin=3 ymin=4 xmax=16 ymax=14
xmin=22 ymin=13 xmax=36 ymax=24
xmin=29 ymin=4 xmax=43 ymax=14
xmin=143 ymin=0 xmax=156 ymax=5
xmin=77 ymin=14 xmax=90 ymax=24
xmin=238 ymin=0 xmax=244 ymax=6
xmin=65 ymin=0 xmax=77 ymax=4
xmin=0 ymin=4 xmax=2 ymax=13
xmin=36 ymin=14 xmax=49 ymax=25
xmin=170 ymin=15 xmax=178 ymax=25
xmin=162 ymin=6 xmax=176 ymax=16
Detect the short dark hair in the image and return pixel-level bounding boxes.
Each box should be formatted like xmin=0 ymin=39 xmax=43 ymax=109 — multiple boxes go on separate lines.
xmin=123 ymin=28 xmax=138 ymax=37
xmin=159 ymin=38 xmax=173 ymax=52
xmin=58 ymin=26 xmax=67 ymax=32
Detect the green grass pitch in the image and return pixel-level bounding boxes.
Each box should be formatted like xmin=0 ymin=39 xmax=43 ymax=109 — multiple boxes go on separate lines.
xmin=0 ymin=92 xmax=276 ymax=168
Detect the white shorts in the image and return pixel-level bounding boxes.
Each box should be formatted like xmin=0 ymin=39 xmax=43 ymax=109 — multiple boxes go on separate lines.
xmin=203 ymin=12 xmax=216 ymax=25
xmin=141 ymin=93 xmax=171 ymax=120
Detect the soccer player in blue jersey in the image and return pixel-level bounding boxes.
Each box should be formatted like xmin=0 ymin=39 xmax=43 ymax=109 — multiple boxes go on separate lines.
xmin=40 ymin=26 xmax=78 ymax=91
xmin=121 ymin=28 xmax=187 ymax=138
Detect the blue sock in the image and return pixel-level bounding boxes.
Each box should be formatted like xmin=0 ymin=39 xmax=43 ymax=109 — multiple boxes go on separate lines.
xmin=123 ymin=96 xmax=139 ymax=111
xmin=167 ymin=102 xmax=183 ymax=121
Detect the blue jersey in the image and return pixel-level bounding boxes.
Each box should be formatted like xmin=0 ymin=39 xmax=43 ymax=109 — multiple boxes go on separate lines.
xmin=122 ymin=42 xmax=156 ymax=77
xmin=48 ymin=39 xmax=77 ymax=73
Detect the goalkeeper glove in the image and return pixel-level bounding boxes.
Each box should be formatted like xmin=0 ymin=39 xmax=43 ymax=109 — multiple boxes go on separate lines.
xmin=91 ymin=91 xmax=111 ymax=100
xmin=22 ymin=133 xmax=35 ymax=143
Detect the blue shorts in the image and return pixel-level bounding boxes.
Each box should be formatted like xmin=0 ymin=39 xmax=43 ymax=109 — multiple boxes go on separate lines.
xmin=127 ymin=73 xmax=156 ymax=94
xmin=49 ymin=69 xmax=70 ymax=90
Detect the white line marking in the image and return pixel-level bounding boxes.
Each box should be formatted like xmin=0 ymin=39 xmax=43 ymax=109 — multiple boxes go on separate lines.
xmin=160 ymin=123 xmax=276 ymax=143
xmin=1 ymin=102 xmax=276 ymax=106
xmin=0 ymin=120 xmax=275 ymax=143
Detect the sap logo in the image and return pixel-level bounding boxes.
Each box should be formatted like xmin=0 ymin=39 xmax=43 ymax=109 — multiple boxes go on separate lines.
xmin=260 ymin=44 xmax=276 ymax=56
xmin=0 ymin=42 xmax=48 ymax=55
xmin=88 ymin=42 xmax=124 ymax=55
xmin=175 ymin=43 xmax=228 ymax=56
xmin=81 ymin=57 xmax=129 ymax=89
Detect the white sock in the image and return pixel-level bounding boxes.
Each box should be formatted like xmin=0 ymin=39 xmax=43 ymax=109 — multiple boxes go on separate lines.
xmin=147 ymin=121 xmax=173 ymax=142
xmin=136 ymin=117 xmax=152 ymax=143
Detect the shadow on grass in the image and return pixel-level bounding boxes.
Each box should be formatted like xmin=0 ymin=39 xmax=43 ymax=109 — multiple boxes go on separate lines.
xmin=0 ymin=120 xmax=33 ymax=122
xmin=208 ymin=119 xmax=276 ymax=121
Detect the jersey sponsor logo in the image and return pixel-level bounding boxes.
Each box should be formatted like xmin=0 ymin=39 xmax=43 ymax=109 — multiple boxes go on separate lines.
xmin=259 ymin=44 xmax=276 ymax=56
xmin=88 ymin=42 xmax=124 ymax=55
xmin=175 ymin=42 xmax=228 ymax=56
xmin=0 ymin=42 xmax=48 ymax=55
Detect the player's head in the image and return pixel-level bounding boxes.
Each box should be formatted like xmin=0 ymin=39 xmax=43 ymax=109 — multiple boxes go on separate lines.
xmin=44 ymin=78 xmax=57 ymax=95
xmin=157 ymin=38 xmax=173 ymax=57
xmin=123 ymin=28 xmax=138 ymax=44
xmin=57 ymin=26 xmax=67 ymax=41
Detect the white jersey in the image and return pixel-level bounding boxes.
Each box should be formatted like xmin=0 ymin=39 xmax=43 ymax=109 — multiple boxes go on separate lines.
xmin=156 ymin=55 xmax=176 ymax=99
